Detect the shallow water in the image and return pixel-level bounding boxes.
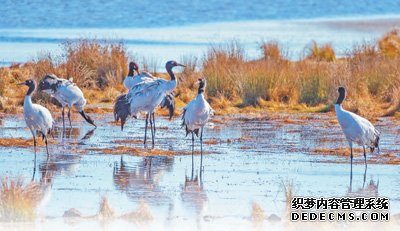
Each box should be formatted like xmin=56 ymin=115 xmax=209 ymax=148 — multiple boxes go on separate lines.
xmin=0 ymin=112 xmax=400 ymax=229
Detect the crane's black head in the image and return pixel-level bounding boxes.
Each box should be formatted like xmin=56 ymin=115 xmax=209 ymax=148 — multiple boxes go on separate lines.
xmin=18 ymin=79 xmax=36 ymax=96
xmin=128 ymin=62 xmax=139 ymax=76
xmin=198 ymin=78 xmax=206 ymax=94
xmin=165 ymin=60 xmax=186 ymax=70
xmin=38 ymin=74 xmax=59 ymax=92
xmin=336 ymin=87 xmax=346 ymax=105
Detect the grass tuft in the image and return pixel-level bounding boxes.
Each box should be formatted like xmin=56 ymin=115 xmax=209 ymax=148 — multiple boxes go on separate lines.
xmin=306 ymin=41 xmax=336 ymax=62
xmin=0 ymin=177 xmax=44 ymax=222
xmin=378 ymin=29 xmax=400 ymax=58
xmin=98 ymin=196 xmax=115 ymax=220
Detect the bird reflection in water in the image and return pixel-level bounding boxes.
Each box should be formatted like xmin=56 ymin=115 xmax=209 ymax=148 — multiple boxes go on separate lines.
xmin=181 ymin=156 xmax=207 ymax=229
xmin=113 ymin=155 xmax=174 ymax=204
xmin=31 ymin=127 xmax=95 ymax=180
xmin=348 ymin=166 xmax=379 ymax=197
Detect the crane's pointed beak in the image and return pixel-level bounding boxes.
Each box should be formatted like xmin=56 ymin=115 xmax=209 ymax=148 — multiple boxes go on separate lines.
xmin=177 ymin=63 xmax=186 ymax=67
xmin=17 ymin=82 xmax=26 ymax=86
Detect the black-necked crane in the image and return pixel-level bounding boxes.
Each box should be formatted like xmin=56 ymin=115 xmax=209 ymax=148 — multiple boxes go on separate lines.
xmin=38 ymin=74 xmax=96 ymax=128
xmin=123 ymin=62 xmax=140 ymax=89
xmin=181 ymin=78 xmax=214 ymax=165
xmin=19 ymin=79 xmax=54 ymax=174
xmin=114 ymin=61 xmax=176 ymax=131
xmin=114 ymin=60 xmax=184 ymax=145
xmin=335 ymin=86 xmax=380 ymax=169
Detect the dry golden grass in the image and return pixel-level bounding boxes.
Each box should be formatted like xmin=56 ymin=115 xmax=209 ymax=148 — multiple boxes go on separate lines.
xmin=306 ymin=41 xmax=336 ymax=62
xmin=0 ymin=178 xmax=44 ymax=222
xmin=261 ymin=41 xmax=284 ymax=62
xmin=87 ymin=146 xmax=176 ymax=156
xmin=311 ymin=147 xmax=364 ymax=157
xmin=87 ymin=146 xmax=210 ymax=156
xmin=281 ymin=179 xmax=295 ymax=219
xmin=312 ymin=147 xmax=400 ymax=165
xmin=378 ymin=29 xmax=400 ymax=58
xmin=203 ymin=139 xmax=219 ymax=145
xmin=98 ymin=196 xmax=115 ymax=220
xmin=0 ymin=137 xmax=57 ymax=147
xmin=251 ymin=202 xmax=266 ymax=224
xmin=121 ymin=199 xmax=153 ymax=223
xmin=2 ymin=31 xmax=400 ymax=117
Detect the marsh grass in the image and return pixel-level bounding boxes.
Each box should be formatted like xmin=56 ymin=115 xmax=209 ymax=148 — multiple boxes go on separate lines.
xmin=202 ymin=33 xmax=400 ymax=117
xmin=281 ymin=180 xmax=294 ymax=213
xmin=98 ymin=196 xmax=115 ymax=220
xmin=1 ymin=31 xmax=400 ymax=116
xmin=121 ymin=199 xmax=153 ymax=223
xmin=251 ymin=202 xmax=265 ymax=226
xmin=0 ymin=178 xmax=44 ymax=222
xmin=306 ymin=41 xmax=336 ymax=62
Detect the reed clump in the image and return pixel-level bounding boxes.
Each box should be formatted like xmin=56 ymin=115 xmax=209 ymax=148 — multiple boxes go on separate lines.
xmin=378 ymin=29 xmax=400 ymax=58
xmin=0 ymin=178 xmax=44 ymax=222
xmin=202 ymin=34 xmax=400 ymax=117
xmin=306 ymin=41 xmax=336 ymax=62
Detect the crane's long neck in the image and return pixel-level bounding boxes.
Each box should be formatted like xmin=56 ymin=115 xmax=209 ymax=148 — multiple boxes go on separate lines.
xmin=335 ymin=90 xmax=346 ymax=113
xmin=167 ymin=67 xmax=176 ymax=81
xmin=198 ymin=84 xmax=205 ymax=95
xmin=128 ymin=67 xmax=135 ymax=77
xmin=336 ymin=91 xmax=345 ymax=104
xmin=24 ymin=85 xmax=35 ymax=108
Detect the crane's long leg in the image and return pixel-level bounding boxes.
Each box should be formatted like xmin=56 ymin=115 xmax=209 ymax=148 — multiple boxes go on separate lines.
xmin=152 ymin=112 xmax=156 ymax=137
xmin=45 ymin=135 xmax=49 ymax=156
xmin=200 ymin=127 xmax=204 ymax=171
xmin=191 ymin=148 xmax=194 ymax=180
xmin=147 ymin=113 xmax=154 ymax=146
xmin=144 ymin=113 xmax=149 ymax=145
xmin=363 ymin=146 xmax=367 ymax=167
xmin=363 ymin=160 xmax=367 ymax=189
xmin=67 ymin=107 xmax=72 ymax=127
xmin=349 ymin=143 xmax=353 ymax=192
xmin=149 ymin=113 xmax=154 ymax=147
xmin=31 ymin=130 xmax=37 ymax=181
xmin=363 ymin=146 xmax=367 ymax=188
xmin=62 ymin=106 xmax=65 ymax=130
xmin=191 ymin=132 xmax=194 ymax=165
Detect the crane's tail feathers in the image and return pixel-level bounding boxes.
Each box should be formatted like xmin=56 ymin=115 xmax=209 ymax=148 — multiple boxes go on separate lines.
xmin=160 ymin=93 xmax=175 ymax=120
xmin=194 ymin=129 xmax=199 ymax=137
xmin=114 ymin=94 xmax=131 ymax=131
xmin=79 ymin=110 xmax=96 ymax=127
xmin=185 ymin=127 xmax=190 ymax=137
xmin=370 ymin=134 xmax=380 ymax=153
xmin=181 ymin=109 xmax=186 ymax=127
xmin=47 ymin=128 xmax=54 ymax=139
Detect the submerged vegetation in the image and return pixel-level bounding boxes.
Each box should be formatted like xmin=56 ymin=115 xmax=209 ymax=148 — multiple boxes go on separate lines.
xmin=1 ymin=30 xmax=400 ymax=117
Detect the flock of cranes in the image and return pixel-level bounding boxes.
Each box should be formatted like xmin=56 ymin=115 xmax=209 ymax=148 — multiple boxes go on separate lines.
xmin=20 ymin=60 xmax=380 ymax=174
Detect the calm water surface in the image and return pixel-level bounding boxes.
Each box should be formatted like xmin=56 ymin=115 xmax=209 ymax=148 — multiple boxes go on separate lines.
xmin=0 ymin=113 xmax=399 ymax=228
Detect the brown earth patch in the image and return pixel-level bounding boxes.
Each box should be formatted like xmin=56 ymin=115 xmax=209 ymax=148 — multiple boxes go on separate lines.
xmin=0 ymin=138 xmax=57 ymax=147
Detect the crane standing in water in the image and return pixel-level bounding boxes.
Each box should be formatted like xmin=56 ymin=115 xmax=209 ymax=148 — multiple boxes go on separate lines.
xmin=38 ymin=74 xmax=96 ymax=128
xmin=114 ymin=61 xmax=176 ymax=131
xmin=115 ymin=60 xmax=184 ymax=145
xmin=19 ymin=79 xmax=54 ymax=178
xmin=181 ymin=78 xmax=214 ymax=165
xmin=335 ymin=86 xmax=380 ymax=167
